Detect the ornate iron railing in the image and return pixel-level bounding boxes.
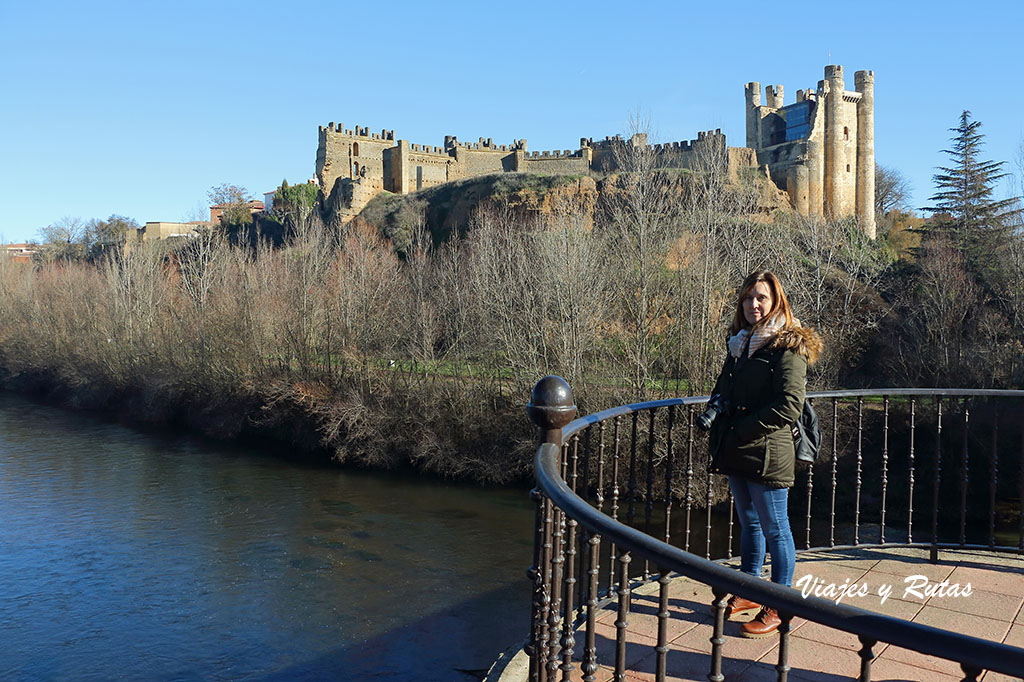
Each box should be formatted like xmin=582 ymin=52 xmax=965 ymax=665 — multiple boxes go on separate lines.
xmin=524 ymin=377 xmax=1024 ymax=682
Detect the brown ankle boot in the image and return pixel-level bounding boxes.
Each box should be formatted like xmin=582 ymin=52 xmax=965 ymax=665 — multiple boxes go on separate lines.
xmin=714 ymin=595 xmax=761 ymax=620
xmin=740 ymin=606 xmax=781 ymax=638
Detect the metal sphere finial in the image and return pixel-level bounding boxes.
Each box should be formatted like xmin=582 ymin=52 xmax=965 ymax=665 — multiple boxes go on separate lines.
xmin=526 ymin=375 xmax=577 ymax=432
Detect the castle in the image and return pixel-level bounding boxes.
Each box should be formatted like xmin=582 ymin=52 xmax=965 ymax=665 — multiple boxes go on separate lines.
xmin=746 ymin=65 xmax=875 ymax=237
xmin=316 ymin=65 xmax=875 ymax=237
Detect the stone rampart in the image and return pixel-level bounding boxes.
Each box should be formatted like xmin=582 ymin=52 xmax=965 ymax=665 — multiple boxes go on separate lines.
xmin=316 ymin=123 xmax=759 ymax=222
xmin=450 ymin=147 xmax=515 ymax=180
xmin=314 ymin=67 xmax=875 ymax=231
xmin=518 ymin=149 xmax=590 ymax=175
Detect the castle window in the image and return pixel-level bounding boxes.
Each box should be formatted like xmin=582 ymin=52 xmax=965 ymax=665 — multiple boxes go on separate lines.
xmin=353 ymin=142 xmax=359 ymax=156
xmin=353 ymin=162 xmax=360 ymax=176
xmin=843 ymin=126 xmax=849 ymax=140
xmin=846 ymin=164 xmax=851 ymax=172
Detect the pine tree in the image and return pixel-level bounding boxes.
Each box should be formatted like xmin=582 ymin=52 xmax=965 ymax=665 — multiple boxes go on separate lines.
xmin=923 ymin=111 xmax=1018 ymax=282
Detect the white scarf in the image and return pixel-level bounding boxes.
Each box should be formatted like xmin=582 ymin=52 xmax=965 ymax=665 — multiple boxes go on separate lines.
xmin=728 ymin=315 xmax=784 ymax=359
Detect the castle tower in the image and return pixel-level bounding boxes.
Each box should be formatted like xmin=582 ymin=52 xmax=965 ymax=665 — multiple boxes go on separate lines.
xmin=824 ymin=65 xmax=845 ymax=220
xmin=316 ymin=123 xmax=396 ymax=222
xmin=742 ymin=65 xmax=875 ymax=236
xmin=855 ymin=70 xmax=876 ymax=239
xmin=807 ymin=78 xmax=827 ymax=218
xmin=744 ymin=82 xmax=762 ymax=149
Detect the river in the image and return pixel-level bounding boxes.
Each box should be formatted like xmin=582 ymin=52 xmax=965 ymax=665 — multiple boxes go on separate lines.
xmin=0 ymin=393 xmax=534 ymax=681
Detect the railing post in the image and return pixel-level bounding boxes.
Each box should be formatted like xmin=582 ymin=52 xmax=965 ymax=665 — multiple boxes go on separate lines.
xmin=527 ymin=486 xmax=551 ymax=682
xmin=960 ymin=399 xmax=970 ymax=546
xmin=1019 ymin=414 xmax=1024 ymax=551
xmin=855 ymin=396 xmax=864 ymax=545
xmin=908 ymin=398 xmax=916 ymax=544
xmin=931 ymin=398 xmax=943 ymax=564
xmin=880 ymin=396 xmax=889 ymax=544
xmin=777 ymin=612 xmax=793 ymax=682
xmin=857 ymin=636 xmax=877 ymax=682
xmin=708 ymin=587 xmax=729 ymax=682
xmin=989 ymin=405 xmax=998 ymax=548
xmin=526 ymin=376 xmax=577 ymax=682
xmin=608 ymin=416 xmax=622 ymax=597
xmin=830 ymin=397 xmax=839 ymax=548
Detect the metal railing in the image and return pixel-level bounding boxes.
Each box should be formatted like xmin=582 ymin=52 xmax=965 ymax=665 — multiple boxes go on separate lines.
xmin=524 ymin=376 xmax=1024 ymax=682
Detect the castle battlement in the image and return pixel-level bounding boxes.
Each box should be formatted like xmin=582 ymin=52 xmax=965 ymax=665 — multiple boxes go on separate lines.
xmin=443 ymin=136 xmax=524 ymax=152
xmin=529 ymin=149 xmax=584 ymax=159
xmin=409 ymin=143 xmax=448 ymax=155
xmin=319 ymin=123 xmax=396 ymax=141
xmin=652 ymin=129 xmax=727 ymax=154
xmin=315 ymin=65 xmax=876 ymax=239
xmin=584 ymin=135 xmax=625 ymax=150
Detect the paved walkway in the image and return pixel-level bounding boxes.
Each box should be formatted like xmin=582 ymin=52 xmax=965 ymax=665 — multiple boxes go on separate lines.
xmin=490 ymin=546 xmax=1024 ymax=682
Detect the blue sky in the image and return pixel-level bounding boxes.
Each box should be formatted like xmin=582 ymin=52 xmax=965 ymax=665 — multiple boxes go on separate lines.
xmin=2 ymin=0 xmax=1021 ymax=244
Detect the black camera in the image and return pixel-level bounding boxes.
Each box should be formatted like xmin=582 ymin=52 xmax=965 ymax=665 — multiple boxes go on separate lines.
xmin=696 ymin=394 xmax=730 ymax=431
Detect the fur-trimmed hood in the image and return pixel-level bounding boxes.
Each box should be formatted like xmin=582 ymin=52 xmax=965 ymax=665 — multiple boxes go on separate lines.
xmin=768 ymin=323 xmax=824 ymax=365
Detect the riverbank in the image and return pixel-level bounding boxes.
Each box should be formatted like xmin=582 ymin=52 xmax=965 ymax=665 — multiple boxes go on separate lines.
xmin=0 ymin=364 xmax=535 ymax=484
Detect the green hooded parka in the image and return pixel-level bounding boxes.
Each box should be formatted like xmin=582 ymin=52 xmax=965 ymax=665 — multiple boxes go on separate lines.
xmin=708 ymin=325 xmax=823 ymax=488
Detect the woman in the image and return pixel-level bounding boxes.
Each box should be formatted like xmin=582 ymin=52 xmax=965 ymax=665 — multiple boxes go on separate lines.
xmin=707 ymin=270 xmax=822 ymax=638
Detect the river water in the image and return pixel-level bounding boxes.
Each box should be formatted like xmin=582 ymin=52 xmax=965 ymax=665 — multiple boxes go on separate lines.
xmin=0 ymin=393 xmax=535 ymax=682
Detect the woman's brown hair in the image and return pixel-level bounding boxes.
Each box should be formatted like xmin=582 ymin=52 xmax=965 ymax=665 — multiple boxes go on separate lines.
xmin=728 ymin=270 xmax=794 ymax=335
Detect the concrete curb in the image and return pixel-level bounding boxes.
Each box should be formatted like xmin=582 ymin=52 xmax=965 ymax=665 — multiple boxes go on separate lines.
xmin=482 ymin=639 xmax=529 ymax=682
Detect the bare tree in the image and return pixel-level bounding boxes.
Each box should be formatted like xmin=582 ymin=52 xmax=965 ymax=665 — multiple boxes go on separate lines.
xmin=463 ymin=204 xmax=548 ymax=390
xmin=604 ymin=119 xmax=679 ymax=396
xmin=675 ymin=135 xmax=770 ymax=393
xmin=535 ymin=193 xmax=611 ymax=392
xmin=875 ymin=164 xmax=912 ymax=216
xmin=890 ymin=233 xmax=980 ymax=386
xmin=778 ymin=215 xmax=888 ymax=387
xmin=432 ymin=233 xmax=472 ymax=368
xmin=278 ymin=213 xmax=338 ymax=376
xmin=101 ymin=242 xmax=168 ymax=379
xmin=399 ymin=209 xmax=440 ymax=371
xmin=37 ymin=216 xmax=88 ymax=262
xmin=333 ymin=221 xmax=401 ymax=388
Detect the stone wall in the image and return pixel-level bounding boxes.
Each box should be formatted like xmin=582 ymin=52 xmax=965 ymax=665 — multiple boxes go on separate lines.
xmin=313 ymin=67 xmax=875 ymax=231
xmin=450 ymin=147 xmax=514 ymax=180
xmin=316 ymin=123 xmax=396 ymax=206
xmin=517 ymin=148 xmax=590 ymax=175
xmin=390 ymin=140 xmax=452 ymax=193
xmin=316 ymin=124 xmax=758 ymax=225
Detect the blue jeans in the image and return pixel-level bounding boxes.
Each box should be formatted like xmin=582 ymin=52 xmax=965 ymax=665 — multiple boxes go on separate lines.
xmin=728 ymin=476 xmax=795 ymax=587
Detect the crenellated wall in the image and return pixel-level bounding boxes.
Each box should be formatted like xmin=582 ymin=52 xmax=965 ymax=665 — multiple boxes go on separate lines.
xmin=517 ymin=147 xmax=591 ymax=175
xmin=315 ymin=66 xmax=875 ymax=236
xmin=449 ymin=145 xmax=515 ymax=180
xmin=315 ymin=124 xmax=757 ymax=224
xmin=316 ymin=122 xmax=397 ymax=216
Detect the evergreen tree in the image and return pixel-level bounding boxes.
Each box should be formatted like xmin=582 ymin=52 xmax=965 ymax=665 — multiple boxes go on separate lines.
xmin=923 ymin=110 xmax=1018 ymax=283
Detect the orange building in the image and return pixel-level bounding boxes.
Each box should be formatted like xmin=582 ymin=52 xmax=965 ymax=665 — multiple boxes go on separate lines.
xmin=3 ymin=243 xmax=36 ymax=264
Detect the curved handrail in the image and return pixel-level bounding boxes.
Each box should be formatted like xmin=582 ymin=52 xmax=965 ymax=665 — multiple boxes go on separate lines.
xmin=535 ymin=442 xmax=1024 ymax=677
xmin=561 ymin=388 xmax=1024 ymax=441
xmin=532 ymin=386 xmax=1024 ymax=679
